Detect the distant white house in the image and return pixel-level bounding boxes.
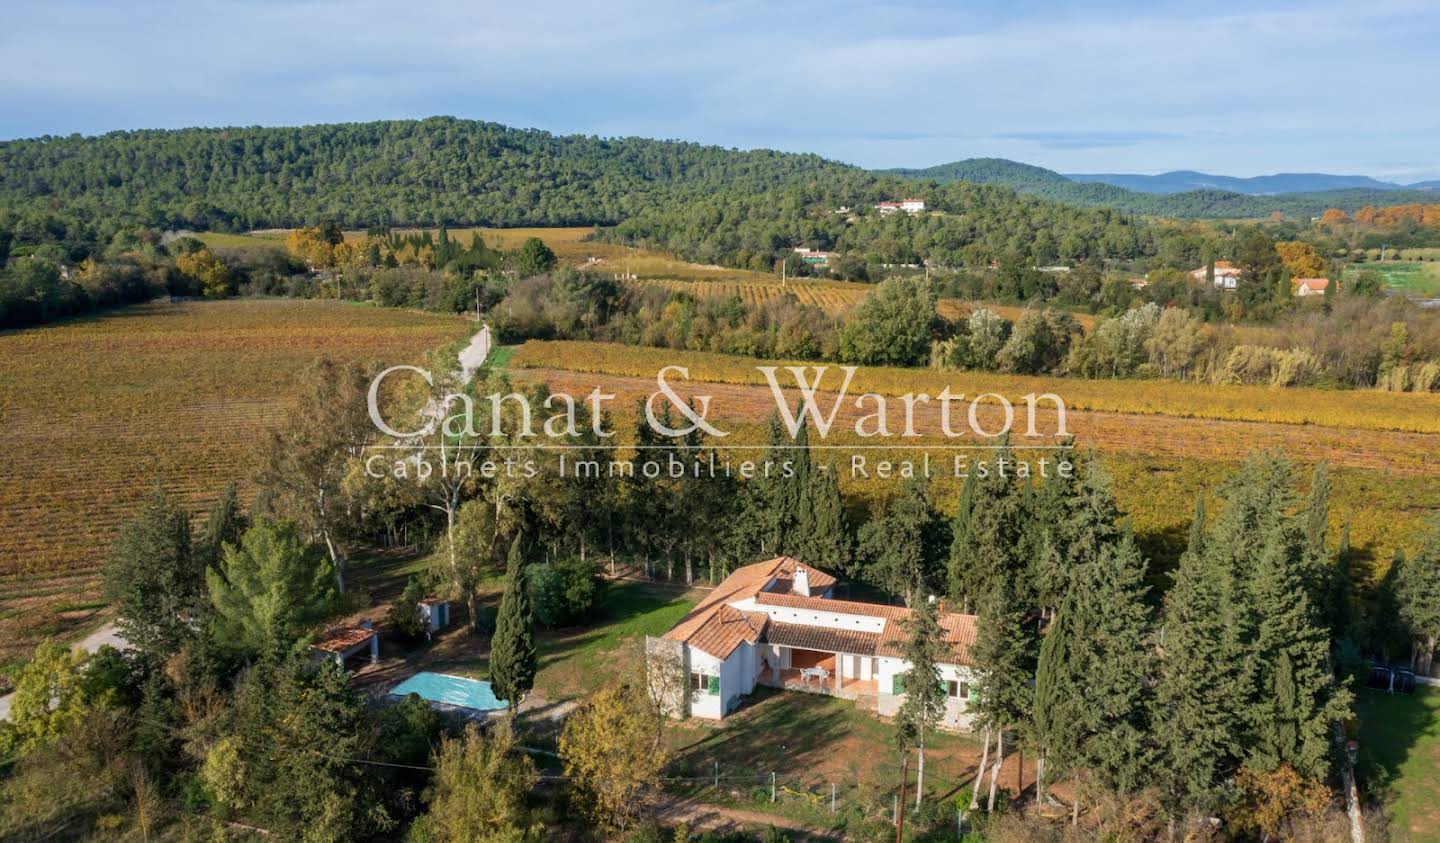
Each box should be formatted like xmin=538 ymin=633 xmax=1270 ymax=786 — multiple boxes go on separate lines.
xmin=875 ymin=198 xmax=926 ymax=215
xmin=1295 ymin=277 xmax=1333 ymax=297
xmin=1191 ymin=260 xmax=1242 ymax=290
xmin=647 ymin=557 xmax=978 ymax=730
xmin=792 ymin=247 xmax=832 ymax=266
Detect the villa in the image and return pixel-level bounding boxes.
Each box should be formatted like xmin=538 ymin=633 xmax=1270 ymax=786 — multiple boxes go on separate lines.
xmin=647 ymin=556 xmax=979 ymax=730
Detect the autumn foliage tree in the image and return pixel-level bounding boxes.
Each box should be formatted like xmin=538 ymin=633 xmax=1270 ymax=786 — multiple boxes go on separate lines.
xmin=559 ymin=682 xmax=670 ymax=832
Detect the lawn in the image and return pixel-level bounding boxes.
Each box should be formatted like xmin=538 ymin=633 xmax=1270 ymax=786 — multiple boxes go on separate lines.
xmin=1346 ymin=262 xmax=1440 ymax=297
xmin=407 ymin=578 xmax=700 ymax=703
xmin=1358 ymin=686 xmax=1440 ymax=841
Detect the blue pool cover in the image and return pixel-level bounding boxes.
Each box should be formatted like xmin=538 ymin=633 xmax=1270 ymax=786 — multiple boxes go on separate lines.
xmin=389 ymin=672 xmax=508 ymax=711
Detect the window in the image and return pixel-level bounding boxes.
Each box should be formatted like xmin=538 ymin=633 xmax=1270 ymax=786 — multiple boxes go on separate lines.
xmin=690 ymin=672 xmax=719 ymax=696
xmin=954 ymin=681 xmax=970 ymax=700
xmin=946 ymin=680 xmax=958 ymax=698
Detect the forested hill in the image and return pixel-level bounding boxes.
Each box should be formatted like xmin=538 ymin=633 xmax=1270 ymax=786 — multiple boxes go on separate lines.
xmin=0 ymin=117 xmax=862 ymax=230
xmin=881 ymin=157 xmax=1439 ymax=218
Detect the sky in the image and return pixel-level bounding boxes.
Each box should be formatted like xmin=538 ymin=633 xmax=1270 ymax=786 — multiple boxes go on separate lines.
xmin=3 ymin=0 xmax=1439 ymax=181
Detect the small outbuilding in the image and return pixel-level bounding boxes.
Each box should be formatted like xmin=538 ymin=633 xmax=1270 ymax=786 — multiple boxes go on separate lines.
xmin=419 ymin=598 xmax=452 ymax=635
xmin=312 ymin=619 xmax=379 ymax=668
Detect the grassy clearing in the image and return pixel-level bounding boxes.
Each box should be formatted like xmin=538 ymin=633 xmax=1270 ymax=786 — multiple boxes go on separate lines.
xmin=412 ymin=579 xmax=699 ymax=703
xmin=1358 ymin=686 xmax=1440 ymax=841
xmin=1346 ymin=262 xmax=1440 ymax=297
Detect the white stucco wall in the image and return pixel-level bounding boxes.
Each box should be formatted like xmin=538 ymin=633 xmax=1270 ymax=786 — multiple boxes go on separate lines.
xmin=876 ymin=660 xmax=977 ymax=732
xmin=730 ymin=597 xmax=886 ymax=633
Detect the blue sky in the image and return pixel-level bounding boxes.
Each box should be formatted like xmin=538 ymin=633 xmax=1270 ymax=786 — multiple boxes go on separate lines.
xmin=4 ymin=0 xmax=1438 ymax=180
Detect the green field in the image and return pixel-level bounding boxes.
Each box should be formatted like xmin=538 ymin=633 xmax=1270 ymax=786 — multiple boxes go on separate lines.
xmin=1359 ymin=686 xmax=1440 ymax=841
xmin=1348 ymin=262 xmax=1440 ymax=297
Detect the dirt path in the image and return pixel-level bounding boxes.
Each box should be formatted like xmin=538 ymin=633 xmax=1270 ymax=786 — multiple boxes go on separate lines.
xmin=0 ymin=622 xmax=126 ymax=721
xmin=649 ymin=793 xmax=844 ymax=841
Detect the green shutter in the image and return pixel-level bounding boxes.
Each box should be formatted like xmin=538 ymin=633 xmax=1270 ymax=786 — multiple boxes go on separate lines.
xmin=707 ymin=675 xmax=720 ymax=696
xmin=892 ymin=674 xmax=904 ymax=695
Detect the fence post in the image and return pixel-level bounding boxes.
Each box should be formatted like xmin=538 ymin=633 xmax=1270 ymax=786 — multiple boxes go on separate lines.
xmin=771 ymin=772 xmax=776 ymax=803
xmin=893 ymin=794 xmax=898 ymax=824
xmin=714 ymin=761 xmax=719 ymax=789
xmin=831 ymin=782 xmax=836 ymax=814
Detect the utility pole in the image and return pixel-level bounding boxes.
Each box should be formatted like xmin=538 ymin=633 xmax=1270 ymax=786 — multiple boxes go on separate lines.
xmin=896 ymin=753 xmax=909 ymax=843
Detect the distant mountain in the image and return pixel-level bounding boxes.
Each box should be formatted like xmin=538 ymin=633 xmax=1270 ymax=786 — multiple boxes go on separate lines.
xmin=881 ymin=158 xmax=1440 ymax=218
xmin=1065 ymin=170 xmax=1409 ymax=195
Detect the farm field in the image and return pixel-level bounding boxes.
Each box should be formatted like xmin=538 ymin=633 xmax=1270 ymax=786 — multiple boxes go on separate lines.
xmin=1346 ymin=261 xmax=1440 ymax=297
xmin=0 ymin=299 xmax=469 ymax=672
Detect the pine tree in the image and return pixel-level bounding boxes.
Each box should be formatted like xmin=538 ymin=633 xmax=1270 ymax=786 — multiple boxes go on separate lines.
xmin=895 ymin=596 xmax=947 ymax=807
xmin=491 ymin=536 xmax=537 ymax=713
xmin=796 ymin=465 xmax=851 ymax=571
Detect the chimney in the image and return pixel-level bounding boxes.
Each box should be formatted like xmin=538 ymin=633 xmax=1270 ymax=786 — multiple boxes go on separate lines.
xmin=793 ymin=564 xmax=810 ymax=597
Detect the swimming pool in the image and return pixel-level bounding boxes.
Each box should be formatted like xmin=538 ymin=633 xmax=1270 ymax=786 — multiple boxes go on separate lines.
xmin=389 ymin=672 xmax=508 ymax=711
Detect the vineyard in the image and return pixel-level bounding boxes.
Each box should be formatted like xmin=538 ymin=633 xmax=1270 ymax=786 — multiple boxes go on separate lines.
xmin=512 ymin=340 xmax=1440 ymax=434
xmin=0 ymin=300 xmax=468 ymax=669
xmin=510 ymin=341 xmax=1440 ymax=569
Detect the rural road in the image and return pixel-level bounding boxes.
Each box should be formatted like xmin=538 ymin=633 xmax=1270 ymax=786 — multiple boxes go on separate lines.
xmin=0 ymin=622 xmax=126 ymax=721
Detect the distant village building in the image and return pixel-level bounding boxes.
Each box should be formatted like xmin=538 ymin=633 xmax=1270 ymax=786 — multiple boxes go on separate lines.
xmin=1191 ymin=260 xmax=1242 ymax=290
xmin=875 ymin=198 xmax=926 ymax=215
xmin=1294 ymin=277 xmax=1333 ymax=297
xmin=792 ymin=247 xmax=832 ymax=267
xmin=648 ymin=557 xmax=978 ymax=730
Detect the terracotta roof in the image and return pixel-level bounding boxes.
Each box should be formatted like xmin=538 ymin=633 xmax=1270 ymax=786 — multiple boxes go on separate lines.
xmin=687 ymin=605 xmax=768 ymax=660
xmin=1296 ymin=277 xmax=1330 ymax=291
xmin=764 ymin=621 xmax=880 ymax=656
xmin=662 ymin=557 xmax=978 ymax=666
xmin=664 ymin=557 xmax=825 ymax=646
xmin=312 ymin=625 xmax=376 ymax=654
xmin=754 ymin=591 xmax=909 ymax=620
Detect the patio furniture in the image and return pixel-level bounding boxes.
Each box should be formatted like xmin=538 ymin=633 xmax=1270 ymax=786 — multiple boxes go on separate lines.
xmin=799 ymin=666 xmax=830 ymax=684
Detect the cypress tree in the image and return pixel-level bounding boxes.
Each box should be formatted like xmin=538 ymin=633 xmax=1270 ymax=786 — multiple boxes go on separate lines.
xmin=1396 ymin=521 xmax=1440 ymax=676
xmin=947 ymin=439 xmax=1029 ymax=609
xmin=1032 ymin=586 xmax=1080 ymax=805
xmin=895 ymin=596 xmax=947 ymax=807
xmin=970 ymin=579 xmax=1036 ymax=810
xmin=491 ymin=536 xmax=537 ymax=713
xmin=1248 ymin=525 xmax=1346 ymax=778
xmin=1153 ymin=525 xmax=1238 ymax=823
xmin=946 ymin=469 xmax=978 ymax=608
xmin=796 ymin=465 xmax=851 ymax=572
xmin=1067 ymin=531 xmax=1155 ymax=798
xmin=855 ymin=475 xmax=948 ymax=602
xmin=103 ymin=488 xmax=203 ymax=664
xmin=1300 ymin=461 xmax=1333 ymax=614
xmin=199 ymin=481 xmax=248 ymax=570
xmin=780 ymin=421 xmax=813 ymax=558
